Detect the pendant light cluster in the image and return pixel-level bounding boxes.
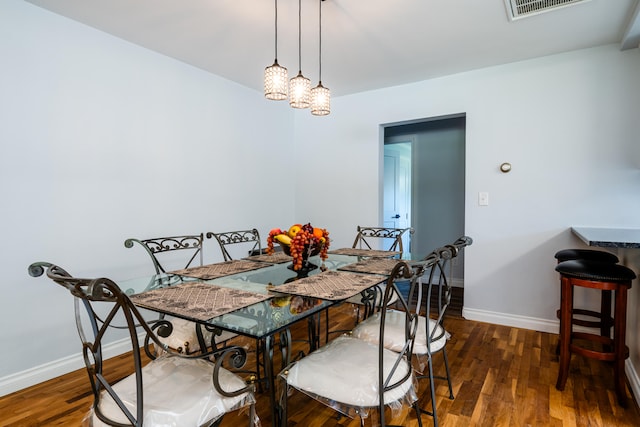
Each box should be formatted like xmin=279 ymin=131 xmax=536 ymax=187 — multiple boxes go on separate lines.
xmin=263 ymin=0 xmax=330 ymax=116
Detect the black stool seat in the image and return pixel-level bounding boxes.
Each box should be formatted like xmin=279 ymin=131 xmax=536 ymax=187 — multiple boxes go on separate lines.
xmin=555 ymin=259 xmax=635 ymax=406
xmin=555 ymin=259 xmax=635 ymax=282
xmin=554 ymin=249 xmax=619 ymax=264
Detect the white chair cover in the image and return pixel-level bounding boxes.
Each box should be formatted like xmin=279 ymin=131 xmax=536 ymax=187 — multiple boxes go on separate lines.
xmin=283 ymin=335 xmax=417 ymax=419
xmin=86 ymin=355 xmax=256 ymax=426
xmin=352 ymin=309 xmax=448 ymax=355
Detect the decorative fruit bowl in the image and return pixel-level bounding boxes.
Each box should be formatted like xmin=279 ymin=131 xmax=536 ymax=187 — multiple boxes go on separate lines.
xmin=267 ymin=223 xmax=330 ymax=272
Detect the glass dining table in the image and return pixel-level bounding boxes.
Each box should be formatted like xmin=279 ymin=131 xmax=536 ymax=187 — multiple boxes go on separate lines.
xmin=118 ymin=251 xmax=397 ymax=426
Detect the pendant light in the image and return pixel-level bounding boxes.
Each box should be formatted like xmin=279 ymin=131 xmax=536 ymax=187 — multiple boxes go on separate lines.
xmin=310 ymin=0 xmax=330 ymax=116
xmin=264 ymin=0 xmax=288 ymax=100
xmin=289 ymin=0 xmax=311 ymax=109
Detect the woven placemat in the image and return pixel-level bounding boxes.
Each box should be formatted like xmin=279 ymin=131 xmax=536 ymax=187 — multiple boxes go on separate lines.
xmin=338 ymin=258 xmax=402 ymax=275
xmin=169 ymin=260 xmax=269 ymax=280
xmin=327 ymin=247 xmax=401 ymax=258
xmin=273 ymin=270 xmax=385 ymax=301
xmin=130 ymin=281 xmax=271 ymax=322
xmin=244 ymin=252 xmax=292 ymax=264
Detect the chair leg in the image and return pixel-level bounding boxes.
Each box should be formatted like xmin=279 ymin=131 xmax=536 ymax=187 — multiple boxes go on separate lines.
xmin=255 ymin=338 xmax=265 ymax=393
xmin=413 ymin=401 xmax=423 ymax=427
xmin=325 ymin=308 xmax=330 ymax=344
xmin=307 ymin=313 xmax=321 ymax=352
xmin=442 ymin=347 xmax=455 ymax=400
xmin=248 ymin=401 xmax=256 ymax=427
xmin=427 ymin=356 xmax=439 ymax=427
xmin=278 ymin=376 xmax=288 ymax=427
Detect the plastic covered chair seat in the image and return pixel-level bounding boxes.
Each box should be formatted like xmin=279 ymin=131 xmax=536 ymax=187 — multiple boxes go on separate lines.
xmin=282 ymin=335 xmax=415 ymax=416
xmin=90 ymin=356 xmax=251 ymax=426
xmin=353 ymin=309 xmax=447 ymax=355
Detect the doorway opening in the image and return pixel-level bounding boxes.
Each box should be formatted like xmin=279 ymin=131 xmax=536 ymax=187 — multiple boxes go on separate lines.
xmin=382 ymin=114 xmax=466 ymax=294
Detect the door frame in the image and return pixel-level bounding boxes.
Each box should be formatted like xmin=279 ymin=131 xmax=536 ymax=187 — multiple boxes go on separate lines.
xmin=379 ymin=113 xmax=466 ymax=286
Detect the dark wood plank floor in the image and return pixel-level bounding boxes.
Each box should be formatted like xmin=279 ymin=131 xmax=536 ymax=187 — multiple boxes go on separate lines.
xmin=1 ymin=300 xmax=639 ymax=426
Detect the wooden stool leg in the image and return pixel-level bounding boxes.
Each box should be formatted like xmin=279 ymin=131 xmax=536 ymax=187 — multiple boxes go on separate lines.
xmin=556 ymin=276 xmax=573 ymax=391
xmin=600 ymin=289 xmax=612 ymax=337
xmin=614 ymin=287 xmax=628 ymax=407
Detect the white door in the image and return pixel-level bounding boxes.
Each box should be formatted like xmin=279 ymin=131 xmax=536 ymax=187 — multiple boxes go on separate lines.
xmin=383 ymin=142 xmax=411 ymax=251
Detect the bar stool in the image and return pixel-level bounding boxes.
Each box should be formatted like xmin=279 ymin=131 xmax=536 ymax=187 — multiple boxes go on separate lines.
xmin=555 ymin=259 xmax=635 ymax=405
xmin=554 ymin=249 xmax=619 ymax=336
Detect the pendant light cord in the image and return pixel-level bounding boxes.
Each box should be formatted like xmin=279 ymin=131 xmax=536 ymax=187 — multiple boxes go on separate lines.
xmin=298 ymin=0 xmax=302 ymax=73
xmin=318 ymin=0 xmax=322 ymax=82
xmin=274 ymin=0 xmax=278 ymax=60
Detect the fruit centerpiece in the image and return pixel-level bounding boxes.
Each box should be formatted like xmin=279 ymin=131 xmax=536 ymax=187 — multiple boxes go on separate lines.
xmin=267 ymin=223 xmax=330 ymax=271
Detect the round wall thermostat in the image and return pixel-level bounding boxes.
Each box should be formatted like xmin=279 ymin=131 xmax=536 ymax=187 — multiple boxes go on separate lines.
xmin=500 ymin=162 xmax=512 ymax=173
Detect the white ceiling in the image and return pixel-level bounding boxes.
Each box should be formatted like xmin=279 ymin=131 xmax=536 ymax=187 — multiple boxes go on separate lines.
xmin=24 ymin=0 xmax=640 ymax=97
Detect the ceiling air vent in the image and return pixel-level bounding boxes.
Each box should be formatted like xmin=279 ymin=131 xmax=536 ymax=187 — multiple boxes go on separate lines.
xmin=504 ymin=0 xmax=591 ymax=20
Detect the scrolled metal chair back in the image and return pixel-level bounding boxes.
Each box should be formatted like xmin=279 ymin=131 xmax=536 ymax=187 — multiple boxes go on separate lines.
xmin=206 ymin=229 xmax=262 ymax=261
xmin=448 ymin=235 xmax=473 ymax=256
xmin=427 ymin=247 xmax=456 ymax=342
xmin=352 ymin=225 xmax=414 ymax=255
xmin=124 ymin=234 xmax=204 ymax=274
xmin=28 ymin=262 xmax=166 ymax=425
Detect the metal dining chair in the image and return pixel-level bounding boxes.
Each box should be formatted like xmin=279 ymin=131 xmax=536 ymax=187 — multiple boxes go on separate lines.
xmin=352 ymin=225 xmax=414 ymax=254
xmin=352 ymin=236 xmax=473 ymax=427
xmin=280 ymin=259 xmax=434 ymax=427
xmin=124 ymin=234 xmax=223 ymax=356
xmin=325 ymin=226 xmax=415 ymax=342
xmin=124 ymin=234 xmax=204 ymax=274
xmin=28 ymin=261 xmax=258 ymax=427
xmin=205 ymin=228 xmax=267 ymax=388
xmin=206 ymin=229 xmax=262 ymax=261
xmin=349 ymin=226 xmax=414 ymax=311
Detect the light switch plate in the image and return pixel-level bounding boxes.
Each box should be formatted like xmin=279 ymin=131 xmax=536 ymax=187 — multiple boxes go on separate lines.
xmin=479 ymin=192 xmax=489 ymax=206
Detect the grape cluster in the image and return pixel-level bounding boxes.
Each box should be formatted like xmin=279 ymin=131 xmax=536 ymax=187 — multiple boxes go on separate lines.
xmin=290 ymin=231 xmax=311 ymax=270
xmin=266 ymin=229 xmax=278 ymax=255
xmin=319 ymin=229 xmax=330 ymax=260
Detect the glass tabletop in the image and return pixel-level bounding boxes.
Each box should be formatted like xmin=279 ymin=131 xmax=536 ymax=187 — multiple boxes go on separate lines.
xmin=120 ymin=254 xmax=363 ymax=339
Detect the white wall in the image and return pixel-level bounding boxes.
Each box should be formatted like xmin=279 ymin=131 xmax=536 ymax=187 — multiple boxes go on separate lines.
xmin=293 ymin=44 xmax=640 ymax=391
xmin=0 ymin=0 xmax=295 ymax=392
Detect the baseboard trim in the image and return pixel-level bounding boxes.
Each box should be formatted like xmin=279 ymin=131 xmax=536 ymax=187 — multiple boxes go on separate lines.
xmin=462 ymin=307 xmax=640 ymax=405
xmin=627 ymin=358 xmax=640 ymax=407
xmin=0 ymin=337 xmax=132 ymax=397
xmin=462 ymin=307 xmax=558 ymax=334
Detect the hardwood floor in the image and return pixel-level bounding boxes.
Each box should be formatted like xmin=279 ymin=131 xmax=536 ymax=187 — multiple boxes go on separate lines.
xmin=1 ymin=302 xmax=639 ymax=426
